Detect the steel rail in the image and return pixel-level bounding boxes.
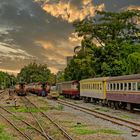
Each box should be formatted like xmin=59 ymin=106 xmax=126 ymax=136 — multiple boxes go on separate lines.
xmin=25 ymin=96 xmax=74 ymax=140
xmin=0 ymin=111 xmax=31 ymax=140
xmin=21 ymin=97 xmax=53 ymax=140
xmin=0 ymin=106 xmax=52 ymax=139
xmin=0 ymin=90 xmax=5 ymax=95
xmin=58 ymin=99 xmax=140 ymax=132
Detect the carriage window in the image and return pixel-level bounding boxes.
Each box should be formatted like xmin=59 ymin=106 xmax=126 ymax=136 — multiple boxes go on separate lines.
xmin=108 ymin=84 xmax=110 ymax=90
xmin=137 ymin=82 xmax=140 ymax=91
xmin=94 ymin=84 xmax=96 ymax=89
xmin=97 ymin=84 xmax=99 ymax=90
xmin=100 ymin=84 xmax=102 ymax=90
xmin=128 ymin=83 xmax=131 ymax=90
xmin=96 ymin=84 xmax=98 ymax=90
xmin=90 ymin=84 xmax=92 ymax=89
xmin=132 ymin=83 xmax=136 ymax=91
xmin=110 ymin=84 xmax=112 ymax=90
xmin=124 ymin=83 xmax=127 ymax=90
xmin=117 ymin=83 xmax=119 ymax=90
xmin=120 ymin=83 xmax=123 ymax=90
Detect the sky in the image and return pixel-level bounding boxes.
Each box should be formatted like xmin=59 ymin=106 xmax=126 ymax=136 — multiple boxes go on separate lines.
xmin=0 ymin=0 xmax=139 ymax=74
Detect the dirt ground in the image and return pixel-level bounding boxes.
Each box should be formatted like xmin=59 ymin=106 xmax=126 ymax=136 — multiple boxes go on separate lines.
xmin=0 ymin=91 xmax=140 ymax=140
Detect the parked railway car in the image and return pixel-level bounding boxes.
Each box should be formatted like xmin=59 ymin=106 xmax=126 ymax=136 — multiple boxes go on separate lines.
xmin=80 ymin=77 xmax=109 ymax=103
xmin=27 ymin=83 xmax=36 ymax=93
xmin=57 ymin=81 xmax=80 ymax=98
xmin=28 ymin=82 xmax=50 ymax=97
xmin=56 ymin=83 xmax=62 ymax=94
xmin=106 ymin=74 xmax=140 ymax=110
xmin=15 ymin=82 xmax=27 ymax=96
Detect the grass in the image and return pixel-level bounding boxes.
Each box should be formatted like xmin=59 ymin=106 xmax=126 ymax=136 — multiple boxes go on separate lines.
xmin=9 ymin=106 xmax=49 ymax=113
xmin=0 ymin=124 xmax=15 ymax=140
xmin=119 ymin=114 xmax=134 ymax=119
xmin=55 ymin=105 xmax=64 ymax=111
xmin=26 ymin=126 xmax=34 ymax=130
xmin=58 ymin=95 xmax=65 ymax=99
xmin=12 ymin=115 xmax=25 ymax=120
xmin=71 ymin=124 xmax=123 ymax=135
xmin=95 ymin=108 xmax=109 ymax=112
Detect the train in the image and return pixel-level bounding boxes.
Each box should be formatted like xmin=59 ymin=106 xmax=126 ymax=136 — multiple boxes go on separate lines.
xmin=28 ymin=82 xmax=50 ymax=96
xmin=15 ymin=82 xmax=50 ymax=96
xmin=15 ymin=82 xmax=27 ymax=96
xmin=56 ymin=80 xmax=80 ymax=98
xmin=56 ymin=74 xmax=140 ymax=110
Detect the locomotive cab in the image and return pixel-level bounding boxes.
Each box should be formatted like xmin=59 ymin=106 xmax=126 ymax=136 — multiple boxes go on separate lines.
xmin=15 ymin=82 xmax=27 ymax=96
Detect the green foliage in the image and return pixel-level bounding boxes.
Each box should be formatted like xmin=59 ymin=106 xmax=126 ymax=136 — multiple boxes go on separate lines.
xmin=0 ymin=124 xmax=15 ymax=140
xmin=0 ymin=72 xmax=16 ymax=89
xmin=17 ymin=62 xmax=55 ymax=84
xmin=56 ymin=71 xmax=65 ymax=83
xmin=127 ymin=52 xmax=140 ymax=74
xmin=64 ymin=10 xmax=140 ymax=80
xmin=71 ymin=124 xmax=123 ymax=135
xmin=55 ymin=105 xmax=64 ymax=111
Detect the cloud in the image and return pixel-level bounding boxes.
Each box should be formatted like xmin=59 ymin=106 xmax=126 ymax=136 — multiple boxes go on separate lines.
xmin=40 ymin=0 xmax=105 ymax=23
xmin=126 ymin=5 xmax=140 ymax=25
xmin=127 ymin=5 xmax=140 ymax=11
xmin=0 ymin=68 xmax=19 ymax=75
xmin=0 ymin=42 xmax=35 ymax=61
xmin=35 ymin=39 xmax=77 ymax=73
xmin=68 ymin=32 xmax=83 ymax=43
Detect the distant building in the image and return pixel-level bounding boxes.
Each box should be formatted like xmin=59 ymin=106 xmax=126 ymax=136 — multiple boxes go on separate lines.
xmin=66 ymin=56 xmax=73 ymax=66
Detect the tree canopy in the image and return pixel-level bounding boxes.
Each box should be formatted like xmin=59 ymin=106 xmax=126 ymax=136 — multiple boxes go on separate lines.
xmin=17 ymin=62 xmax=55 ymax=84
xmin=64 ymin=10 xmax=140 ymax=81
xmin=0 ymin=71 xmax=16 ymax=89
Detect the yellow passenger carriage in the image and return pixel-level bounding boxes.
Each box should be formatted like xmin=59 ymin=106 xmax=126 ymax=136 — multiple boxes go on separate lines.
xmin=106 ymin=74 xmax=140 ymax=110
xmin=80 ymin=77 xmax=108 ymax=103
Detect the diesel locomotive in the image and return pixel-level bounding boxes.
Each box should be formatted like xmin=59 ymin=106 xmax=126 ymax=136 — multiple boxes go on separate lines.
xmin=27 ymin=82 xmax=50 ymax=96
xmin=15 ymin=82 xmax=27 ymax=96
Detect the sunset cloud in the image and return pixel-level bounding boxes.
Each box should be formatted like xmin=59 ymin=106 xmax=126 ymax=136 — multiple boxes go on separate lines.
xmin=35 ymin=40 xmax=76 ymax=73
xmin=0 ymin=42 xmax=35 ymax=61
xmin=126 ymin=5 xmax=140 ymax=25
xmin=0 ymin=69 xmax=19 ymax=75
xmin=127 ymin=5 xmax=140 ymax=11
xmin=69 ymin=32 xmax=83 ymax=42
xmin=41 ymin=0 xmax=105 ymax=23
xmin=0 ymin=0 xmax=139 ymax=74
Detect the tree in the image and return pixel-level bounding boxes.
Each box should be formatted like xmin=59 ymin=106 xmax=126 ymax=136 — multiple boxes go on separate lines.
xmin=0 ymin=71 xmax=16 ymax=89
xmin=17 ymin=62 xmax=55 ymax=84
xmin=64 ymin=10 xmax=140 ymax=80
xmin=127 ymin=52 xmax=140 ymax=74
xmin=74 ymin=10 xmax=140 ymax=47
xmin=56 ymin=71 xmax=65 ymax=83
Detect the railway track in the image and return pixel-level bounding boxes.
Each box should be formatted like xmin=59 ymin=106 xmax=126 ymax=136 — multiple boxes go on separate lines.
xmin=0 ymin=90 xmax=5 ymax=95
xmin=20 ymin=96 xmax=53 ymax=140
xmin=58 ymin=99 xmax=140 ymax=132
xmin=0 ymin=105 xmax=53 ymax=140
xmin=24 ymin=96 xmax=74 ymax=140
xmin=0 ymin=111 xmax=31 ymax=140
